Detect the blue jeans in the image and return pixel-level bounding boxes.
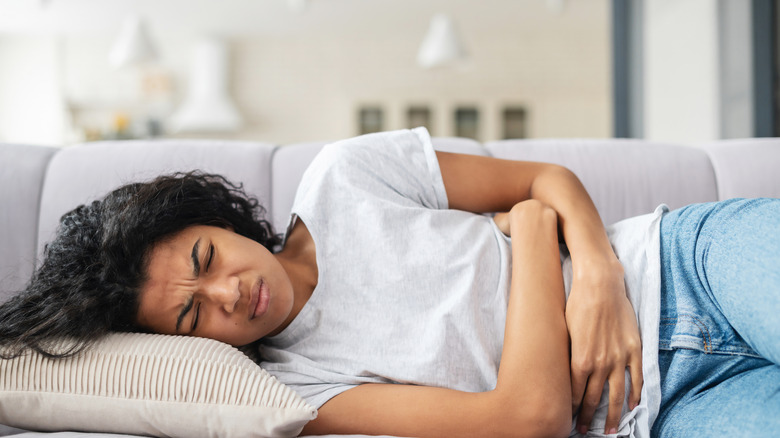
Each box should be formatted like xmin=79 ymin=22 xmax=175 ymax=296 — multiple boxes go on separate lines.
xmin=652 ymin=198 xmax=780 ymax=437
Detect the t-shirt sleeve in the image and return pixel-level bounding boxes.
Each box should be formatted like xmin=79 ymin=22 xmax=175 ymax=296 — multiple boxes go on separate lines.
xmin=291 ymin=127 xmax=448 ymax=218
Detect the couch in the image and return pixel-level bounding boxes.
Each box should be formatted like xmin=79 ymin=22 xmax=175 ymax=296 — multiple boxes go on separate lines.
xmin=1 ymin=132 xmax=779 ymax=437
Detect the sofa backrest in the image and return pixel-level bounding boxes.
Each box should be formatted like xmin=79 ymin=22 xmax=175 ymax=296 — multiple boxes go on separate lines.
xmin=36 ymin=140 xmax=276 ymax=261
xmin=486 ymin=139 xmax=719 ymax=225
xmin=2 ymin=135 xmax=779 ymax=305
xmin=0 ymin=144 xmax=57 ymax=299
xmin=699 ymin=138 xmax=780 ymax=200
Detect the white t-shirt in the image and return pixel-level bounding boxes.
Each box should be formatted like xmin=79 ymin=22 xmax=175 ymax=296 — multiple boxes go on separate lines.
xmin=260 ymin=127 xmax=663 ymax=438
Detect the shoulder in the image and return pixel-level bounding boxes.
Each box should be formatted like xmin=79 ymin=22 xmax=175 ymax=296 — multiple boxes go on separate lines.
xmin=317 ymin=128 xmax=433 ymax=168
xmin=300 ymin=128 xmax=435 ymax=189
xmin=293 ymin=127 xmax=445 ymax=214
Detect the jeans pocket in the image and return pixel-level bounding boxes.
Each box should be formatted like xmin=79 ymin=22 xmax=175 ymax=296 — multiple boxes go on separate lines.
xmin=661 ymin=313 xmax=761 ymax=357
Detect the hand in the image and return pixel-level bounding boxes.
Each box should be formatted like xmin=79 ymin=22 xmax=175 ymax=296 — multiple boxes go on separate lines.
xmin=493 ymin=211 xmax=510 ymax=236
xmin=565 ymin=262 xmax=643 ymax=435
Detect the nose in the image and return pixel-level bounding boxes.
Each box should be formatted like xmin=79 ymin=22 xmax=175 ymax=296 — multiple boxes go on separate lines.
xmin=204 ymin=275 xmax=240 ymax=313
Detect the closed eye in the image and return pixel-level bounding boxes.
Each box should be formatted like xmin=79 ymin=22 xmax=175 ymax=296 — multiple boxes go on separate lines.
xmin=191 ymin=244 xmax=212 ymax=333
xmin=205 ymin=244 xmax=215 ymax=273
xmin=192 ymin=302 xmax=201 ymax=331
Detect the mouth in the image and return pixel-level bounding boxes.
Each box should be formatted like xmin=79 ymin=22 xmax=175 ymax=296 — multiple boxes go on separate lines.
xmin=249 ymin=278 xmax=270 ymax=320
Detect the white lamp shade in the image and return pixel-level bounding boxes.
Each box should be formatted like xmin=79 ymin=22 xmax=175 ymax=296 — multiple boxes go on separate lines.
xmin=417 ymin=14 xmax=468 ymax=69
xmin=171 ymin=38 xmax=242 ymax=133
xmin=109 ymin=16 xmax=158 ymax=68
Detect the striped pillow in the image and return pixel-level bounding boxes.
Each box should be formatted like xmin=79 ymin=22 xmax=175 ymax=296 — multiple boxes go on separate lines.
xmin=0 ymin=332 xmax=316 ymax=437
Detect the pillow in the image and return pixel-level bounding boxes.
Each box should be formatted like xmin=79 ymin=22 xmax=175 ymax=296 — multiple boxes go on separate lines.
xmin=0 ymin=333 xmax=316 ymax=437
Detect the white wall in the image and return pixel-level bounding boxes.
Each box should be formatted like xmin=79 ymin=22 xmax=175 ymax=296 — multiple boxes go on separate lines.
xmin=0 ymin=36 xmax=65 ymax=145
xmin=644 ymin=0 xmax=720 ymax=144
xmin=230 ymin=13 xmax=611 ymax=144
xmin=0 ymin=0 xmax=611 ymax=145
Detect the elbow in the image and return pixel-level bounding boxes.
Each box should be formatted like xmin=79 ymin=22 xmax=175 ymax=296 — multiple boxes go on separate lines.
xmin=528 ymin=164 xmax=581 ymax=202
xmin=489 ymin=392 xmax=572 ymax=438
xmin=530 ymin=402 xmax=572 ymax=438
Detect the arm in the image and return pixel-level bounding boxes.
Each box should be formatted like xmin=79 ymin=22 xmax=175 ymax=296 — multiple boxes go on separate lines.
xmin=437 ymin=150 xmax=613 ymax=267
xmin=437 ymin=151 xmax=618 ymax=272
xmin=437 ymin=151 xmax=642 ymax=434
xmin=303 ymin=201 xmax=571 ymax=438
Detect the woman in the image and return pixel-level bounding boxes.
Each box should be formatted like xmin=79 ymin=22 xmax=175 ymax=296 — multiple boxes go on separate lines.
xmin=1 ymin=128 xmax=778 ymax=438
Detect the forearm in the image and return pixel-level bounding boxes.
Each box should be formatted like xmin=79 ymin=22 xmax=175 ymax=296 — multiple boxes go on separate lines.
xmin=495 ymin=201 xmax=571 ymax=436
xmin=307 ymin=202 xmax=572 ymax=438
xmin=529 ymin=166 xmax=621 ymax=278
xmin=438 ymin=151 xmax=639 ymax=435
xmin=532 ymin=171 xmax=642 ymax=435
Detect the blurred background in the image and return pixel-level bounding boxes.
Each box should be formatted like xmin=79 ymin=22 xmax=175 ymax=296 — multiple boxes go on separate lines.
xmin=0 ymin=0 xmax=777 ymax=146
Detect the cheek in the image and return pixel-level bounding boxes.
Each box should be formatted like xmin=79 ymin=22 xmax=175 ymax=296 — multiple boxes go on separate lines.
xmin=202 ymin=316 xmax=250 ymax=345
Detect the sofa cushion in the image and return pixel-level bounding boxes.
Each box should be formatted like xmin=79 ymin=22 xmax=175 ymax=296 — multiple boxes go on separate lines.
xmin=0 ymin=333 xmax=315 ymax=437
xmin=36 ymin=140 xmax=277 ymax=258
xmin=700 ymin=138 xmax=780 ymax=200
xmin=0 ymin=144 xmax=57 ymax=303
xmin=271 ymin=142 xmax=328 ymax=232
xmin=485 ymin=139 xmax=719 ymax=224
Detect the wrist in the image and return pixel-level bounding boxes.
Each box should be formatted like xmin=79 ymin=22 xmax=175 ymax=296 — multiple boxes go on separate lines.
xmin=572 ymin=255 xmax=624 ymax=286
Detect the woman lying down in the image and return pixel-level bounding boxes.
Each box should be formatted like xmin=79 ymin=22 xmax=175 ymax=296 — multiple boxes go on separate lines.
xmin=1 ymin=128 xmax=778 ymax=438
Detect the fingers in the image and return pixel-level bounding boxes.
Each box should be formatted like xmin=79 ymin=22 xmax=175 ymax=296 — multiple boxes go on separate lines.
xmin=575 ymin=371 xmax=606 ymax=435
xmin=603 ymin=370 xmax=626 ymax=435
xmin=570 ymin=365 xmax=589 ymax=414
xmin=492 ymin=212 xmax=510 ymax=236
xmin=575 ymin=364 xmax=641 ymax=435
xmin=628 ymin=351 xmax=643 ymax=410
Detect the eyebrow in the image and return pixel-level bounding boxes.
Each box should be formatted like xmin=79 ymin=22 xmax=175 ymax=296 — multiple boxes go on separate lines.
xmin=175 ymin=238 xmax=201 ymax=333
xmin=191 ymin=238 xmax=201 ymax=277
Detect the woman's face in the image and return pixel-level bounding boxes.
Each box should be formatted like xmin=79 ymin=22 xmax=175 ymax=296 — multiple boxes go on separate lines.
xmin=136 ymin=225 xmax=294 ymax=346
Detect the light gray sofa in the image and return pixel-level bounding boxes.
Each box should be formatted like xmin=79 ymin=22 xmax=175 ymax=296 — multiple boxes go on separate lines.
xmin=1 ymin=134 xmax=779 ymax=437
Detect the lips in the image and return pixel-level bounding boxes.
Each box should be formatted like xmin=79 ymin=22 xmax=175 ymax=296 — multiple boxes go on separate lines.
xmin=249 ymin=279 xmax=270 ymax=320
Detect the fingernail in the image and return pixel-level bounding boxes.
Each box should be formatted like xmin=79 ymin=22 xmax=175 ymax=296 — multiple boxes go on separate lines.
xmin=578 ymin=425 xmax=588 ymax=434
xmin=609 ymin=427 xmax=617 ymax=434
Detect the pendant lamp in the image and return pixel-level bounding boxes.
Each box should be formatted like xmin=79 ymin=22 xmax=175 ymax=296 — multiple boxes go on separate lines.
xmin=108 ymin=16 xmax=158 ymax=69
xmin=171 ymin=38 xmax=242 ymax=133
xmin=417 ymin=14 xmax=468 ymax=69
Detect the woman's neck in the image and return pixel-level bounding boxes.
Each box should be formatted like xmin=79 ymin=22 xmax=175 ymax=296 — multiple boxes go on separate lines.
xmin=274 ymin=219 xmax=318 ymax=330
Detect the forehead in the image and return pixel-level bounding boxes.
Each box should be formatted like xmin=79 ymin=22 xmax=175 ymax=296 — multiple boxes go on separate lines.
xmin=148 ymin=233 xmax=193 ymax=275
xmin=136 ymin=227 xmax=202 ymax=330
xmin=145 ymin=227 xmax=201 ymax=276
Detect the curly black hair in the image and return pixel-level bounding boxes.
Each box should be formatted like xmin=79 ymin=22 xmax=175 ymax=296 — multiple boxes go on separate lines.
xmin=0 ymin=172 xmax=281 ymax=359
